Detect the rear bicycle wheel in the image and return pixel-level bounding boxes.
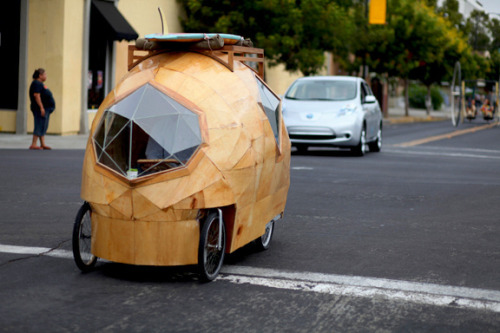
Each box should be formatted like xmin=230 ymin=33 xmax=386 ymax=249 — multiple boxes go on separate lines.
xmin=254 ymin=220 xmax=275 ymax=251
xmin=72 ymin=202 xmax=97 ymax=272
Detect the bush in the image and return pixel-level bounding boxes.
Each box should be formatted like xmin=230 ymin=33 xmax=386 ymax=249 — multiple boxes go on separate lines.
xmin=409 ymin=84 xmax=444 ymax=110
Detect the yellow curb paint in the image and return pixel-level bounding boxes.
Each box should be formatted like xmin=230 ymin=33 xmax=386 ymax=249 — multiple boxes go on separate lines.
xmin=395 ymin=123 xmax=498 ymax=147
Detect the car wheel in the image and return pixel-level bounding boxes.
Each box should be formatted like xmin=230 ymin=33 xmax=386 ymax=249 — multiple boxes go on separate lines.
xmin=352 ymin=127 xmax=367 ymax=156
xmin=368 ymin=124 xmax=382 ymax=152
xmin=296 ymin=144 xmax=308 ymax=154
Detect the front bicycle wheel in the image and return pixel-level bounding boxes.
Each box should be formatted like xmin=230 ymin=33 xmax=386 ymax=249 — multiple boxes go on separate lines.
xmin=198 ymin=211 xmax=226 ymax=281
xmin=72 ymin=202 xmax=97 ymax=272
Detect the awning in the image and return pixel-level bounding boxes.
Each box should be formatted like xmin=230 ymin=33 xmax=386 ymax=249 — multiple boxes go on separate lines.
xmin=91 ymin=0 xmax=138 ymax=41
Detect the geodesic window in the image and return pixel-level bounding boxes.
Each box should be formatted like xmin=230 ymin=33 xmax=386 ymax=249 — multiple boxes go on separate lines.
xmin=255 ymin=77 xmax=281 ymax=147
xmin=93 ymin=83 xmax=202 ymax=179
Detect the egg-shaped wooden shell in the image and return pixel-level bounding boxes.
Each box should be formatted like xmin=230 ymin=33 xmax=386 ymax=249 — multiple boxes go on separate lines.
xmin=80 ymin=51 xmax=291 ymax=266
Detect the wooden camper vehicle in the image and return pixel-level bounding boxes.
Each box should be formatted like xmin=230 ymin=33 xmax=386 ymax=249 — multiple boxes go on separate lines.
xmin=72 ymin=33 xmax=291 ymax=281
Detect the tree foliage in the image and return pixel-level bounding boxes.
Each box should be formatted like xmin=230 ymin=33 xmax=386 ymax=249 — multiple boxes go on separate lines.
xmin=178 ymin=0 xmax=354 ymax=76
xmin=178 ymin=0 xmax=500 ymax=111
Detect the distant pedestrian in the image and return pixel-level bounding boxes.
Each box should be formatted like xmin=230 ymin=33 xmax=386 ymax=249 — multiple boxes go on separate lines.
xmin=29 ymin=68 xmax=55 ymax=150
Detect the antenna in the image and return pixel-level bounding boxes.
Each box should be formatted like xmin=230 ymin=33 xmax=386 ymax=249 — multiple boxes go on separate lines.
xmin=158 ymin=7 xmax=168 ymax=35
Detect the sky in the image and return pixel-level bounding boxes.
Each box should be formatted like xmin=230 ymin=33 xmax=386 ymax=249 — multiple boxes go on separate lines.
xmin=479 ymin=0 xmax=500 ymax=15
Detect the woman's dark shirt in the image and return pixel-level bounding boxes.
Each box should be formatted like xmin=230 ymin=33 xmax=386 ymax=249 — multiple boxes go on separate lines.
xmin=29 ymin=80 xmax=55 ymax=113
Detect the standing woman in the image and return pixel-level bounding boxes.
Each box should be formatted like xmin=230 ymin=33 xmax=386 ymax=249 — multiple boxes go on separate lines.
xmin=29 ymin=68 xmax=55 ymax=150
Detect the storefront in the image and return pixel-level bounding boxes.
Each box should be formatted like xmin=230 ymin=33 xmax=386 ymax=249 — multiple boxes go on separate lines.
xmin=0 ymin=0 xmax=299 ymax=136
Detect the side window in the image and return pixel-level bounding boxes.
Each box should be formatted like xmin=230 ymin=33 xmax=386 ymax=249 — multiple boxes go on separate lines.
xmin=364 ymin=83 xmax=374 ymax=96
xmin=360 ymin=83 xmax=367 ymax=103
xmin=255 ymin=76 xmax=281 ymax=149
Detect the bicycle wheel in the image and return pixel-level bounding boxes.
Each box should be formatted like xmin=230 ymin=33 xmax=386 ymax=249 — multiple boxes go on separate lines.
xmin=451 ymin=62 xmax=462 ymax=127
xmin=198 ymin=211 xmax=226 ymax=281
xmin=72 ymin=202 xmax=97 ymax=272
xmin=254 ymin=220 xmax=275 ymax=251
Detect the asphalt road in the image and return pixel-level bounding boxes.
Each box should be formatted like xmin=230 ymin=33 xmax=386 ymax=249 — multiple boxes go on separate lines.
xmin=1 ymin=120 xmax=499 ymax=332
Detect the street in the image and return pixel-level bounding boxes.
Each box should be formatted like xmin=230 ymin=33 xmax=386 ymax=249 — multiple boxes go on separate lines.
xmin=1 ymin=120 xmax=499 ymax=332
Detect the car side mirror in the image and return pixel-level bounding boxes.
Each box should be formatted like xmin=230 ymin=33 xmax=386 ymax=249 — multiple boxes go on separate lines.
xmin=364 ymin=95 xmax=376 ymax=104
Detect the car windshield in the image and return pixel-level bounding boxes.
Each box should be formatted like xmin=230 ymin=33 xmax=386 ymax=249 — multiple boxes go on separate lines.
xmin=285 ymin=80 xmax=357 ymax=101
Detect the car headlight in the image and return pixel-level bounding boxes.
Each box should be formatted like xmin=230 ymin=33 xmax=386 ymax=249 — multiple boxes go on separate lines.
xmin=338 ymin=104 xmax=357 ymax=116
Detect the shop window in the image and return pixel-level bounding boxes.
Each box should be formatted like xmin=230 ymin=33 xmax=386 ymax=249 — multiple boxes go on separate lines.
xmin=0 ymin=1 xmax=20 ymax=109
xmin=93 ymin=83 xmax=202 ymax=179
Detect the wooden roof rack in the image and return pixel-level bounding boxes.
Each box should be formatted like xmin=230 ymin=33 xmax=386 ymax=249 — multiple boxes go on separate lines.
xmin=128 ymin=44 xmax=265 ymax=79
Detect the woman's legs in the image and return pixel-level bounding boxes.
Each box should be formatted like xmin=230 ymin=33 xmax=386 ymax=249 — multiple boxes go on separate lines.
xmin=40 ymin=135 xmax=51 ymax=150
xmin=29 ymin=135 xmax=42 ymax=150
xmin=30 ymin=111 xmax=48 ymax=150
xmin=40 ymin=113 xmax=51 ymax=149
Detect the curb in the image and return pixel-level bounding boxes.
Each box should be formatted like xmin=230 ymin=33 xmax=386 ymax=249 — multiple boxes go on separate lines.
xmin=384 ymin=116 xmax=449 ymax=125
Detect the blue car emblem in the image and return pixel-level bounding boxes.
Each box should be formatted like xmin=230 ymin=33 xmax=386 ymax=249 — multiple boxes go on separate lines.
xmin=306 ymin=113 xmax=314 ymax=119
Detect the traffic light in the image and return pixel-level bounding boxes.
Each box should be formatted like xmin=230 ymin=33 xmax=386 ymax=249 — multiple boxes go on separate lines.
xmin=369 ymin=0 xmax=386 ymax=25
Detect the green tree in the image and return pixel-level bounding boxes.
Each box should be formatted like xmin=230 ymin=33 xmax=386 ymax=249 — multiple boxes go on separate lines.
xmin=463 ymin=10 xmax=490 ymax=52
xmin=437 ymin=0 xmax=464 ymax=30
xmin=356 ymin=0 xmax=445 ymax=115
xmin=351 ymin=0 xmax=472 ymax=115
xmin=409 ymin=13 xmax=469 ymax=114
xmin=178 ymin=0 xmax=354 ymax=76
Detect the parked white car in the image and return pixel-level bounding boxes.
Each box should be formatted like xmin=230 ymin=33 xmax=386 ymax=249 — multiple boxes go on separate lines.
xmin=282 ymin=76 xmax=383 ymax=156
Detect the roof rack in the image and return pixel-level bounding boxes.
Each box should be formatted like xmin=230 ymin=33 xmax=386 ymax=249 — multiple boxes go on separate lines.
xmin=127 ymin=44 xmax=265 ymax=79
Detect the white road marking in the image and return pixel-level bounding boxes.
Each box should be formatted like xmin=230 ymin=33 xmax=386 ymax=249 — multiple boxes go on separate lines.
xmin=292 ymin=166 xmax=314 ymax=170
xmin=385 ymin=148 xmax=500 ymax=160
xmin=2 ymin=244 xmax=500 ymax=312
xmin=0 ymin=244 xmax=73 ymax=259
xmin=219 ymin=266 xmax=500 ymax=313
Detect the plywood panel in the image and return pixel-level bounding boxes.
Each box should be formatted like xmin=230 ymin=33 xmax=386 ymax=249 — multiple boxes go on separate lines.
xmin=157 ymin=220 xmax=199 ymax=265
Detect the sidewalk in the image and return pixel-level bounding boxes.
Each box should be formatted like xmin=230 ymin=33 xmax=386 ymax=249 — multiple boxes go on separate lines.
xmin=0 ymin=133 xmax=89 ymax=150
xmin=0 ymin=107 xmax=450 ymax=149
xmin=384 ymin=106 xmax=450 ymax=124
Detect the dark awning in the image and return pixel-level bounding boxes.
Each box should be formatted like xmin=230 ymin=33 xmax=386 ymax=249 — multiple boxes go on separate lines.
xmin=91 ymin=0 xmax=138 ymax=41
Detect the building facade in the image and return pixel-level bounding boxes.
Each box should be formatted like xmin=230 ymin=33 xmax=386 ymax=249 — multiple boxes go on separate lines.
xmin=1 ymin=0 xmax=301 ymax=135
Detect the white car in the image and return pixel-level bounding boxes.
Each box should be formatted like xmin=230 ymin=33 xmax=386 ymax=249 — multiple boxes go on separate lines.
xmin=282 ymin=76 xmax=383 ymax=156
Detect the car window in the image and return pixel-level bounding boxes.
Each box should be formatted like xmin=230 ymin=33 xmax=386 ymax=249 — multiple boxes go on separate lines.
xmin=364 ymin=83 xmax=374 ymax=96
xmin=285 ymin=80 xmax=357 ymax=101
xmin=360 ymin=83 xmax=367 ymax=103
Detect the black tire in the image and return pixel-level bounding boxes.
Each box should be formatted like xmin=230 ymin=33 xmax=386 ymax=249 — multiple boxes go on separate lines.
xmin=295 ymin=144 xmax=308 ymax=154
xmin=72 ymin=202 xmax=97 ymax=272
xmin=254 ymin=220 xmax=274 ymax=251
xmin=198 ymin=212 xmax=226 ymax=281
xmin=352 ymin=127 xmax=367 ymax=156
xmin=368 ymin=124 xmax=382 ymax=152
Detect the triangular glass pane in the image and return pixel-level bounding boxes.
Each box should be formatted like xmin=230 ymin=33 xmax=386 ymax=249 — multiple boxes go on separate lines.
xmin=135 ymin=114 xmax=180 ymax=153
xmin=173 ymin=146 xmax=198 ymax=165
xmin=133 ymin=84 xmax=179 ymax=119
xmin=110 ymin=85 xmax=147 ymax=119
xmin=103 ymin=115 xmax=131 ymax=150
xmin=171 ymin=117 xmax=202 ymax=154
xmin=144 ymin=135 xmax=170 ymax=159
xmin=181 ymin=114 xmax=202 ymax=141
